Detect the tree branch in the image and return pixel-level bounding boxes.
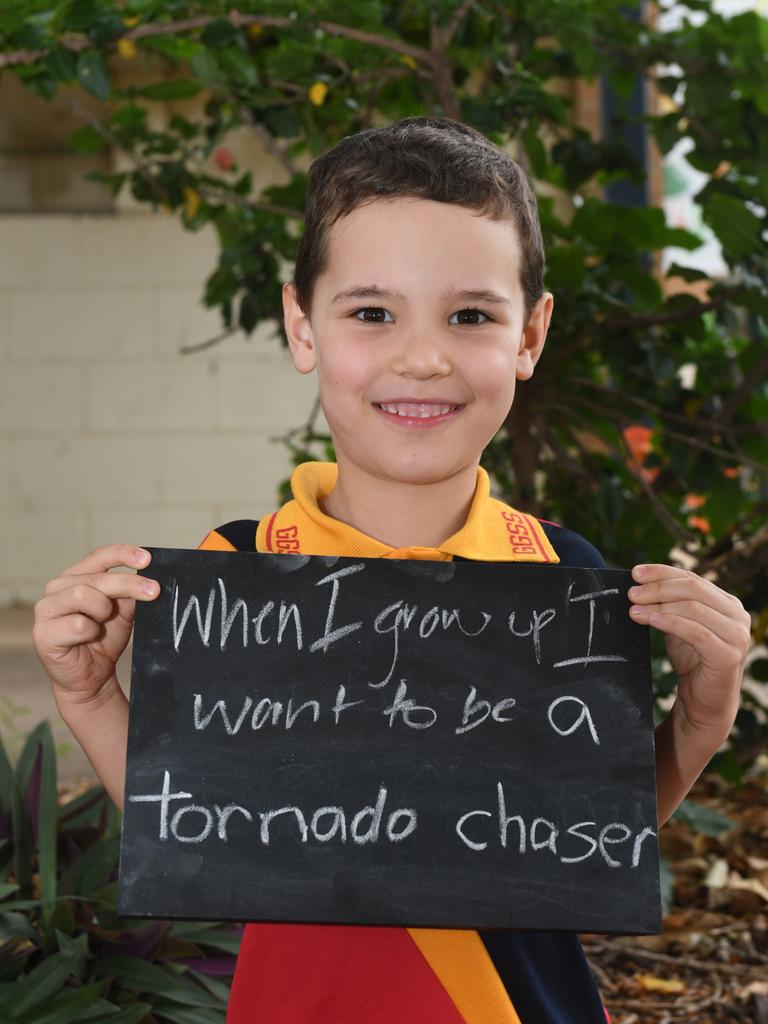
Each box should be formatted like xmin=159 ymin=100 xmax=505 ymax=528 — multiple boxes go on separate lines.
xmin=548 ymin=290 xmax=741 ymax=367
xmin=0 ymin=13 xmax=433 ymax=70
xmin=429 ymin=13 xmax=461 ymax=119
xmin=443 ymin=0 xmax=477 ymax=46
xmin=179 ymin=325 xmax=239 ymax=355
xmin=713 ymin=344 xmax=768 ymax=425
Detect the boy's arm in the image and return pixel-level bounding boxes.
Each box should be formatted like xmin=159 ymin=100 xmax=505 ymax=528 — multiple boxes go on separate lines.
xmin=53 ymin=677 xmax=130 ymax=810
xmin=627 ymin=564 xmax=750 ymax=826
xmin=33 ymin=544 xmax=159 ymax=811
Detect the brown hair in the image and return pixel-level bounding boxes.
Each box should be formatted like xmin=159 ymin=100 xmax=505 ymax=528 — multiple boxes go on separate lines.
xmin=292 ymin=115 xmax=545 ymax=321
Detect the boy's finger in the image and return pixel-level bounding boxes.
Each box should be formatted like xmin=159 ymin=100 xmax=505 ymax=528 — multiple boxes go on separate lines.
xmin=627 ymin=577 xmax=742 ymax=615
xmin=59 ymin=544 xmax=151 ymax=578
xmin=41 ymin=612 xmax=105 ymax=648
xmin=36 ymin=582 xmax=125 ymax=624
xmin=43 ymin=572 xmax=160 ymax=602
xmin=634 ymin=609 xmax=745 ymax=672
xmin=629 ymin=599 xmax=751 ymax=649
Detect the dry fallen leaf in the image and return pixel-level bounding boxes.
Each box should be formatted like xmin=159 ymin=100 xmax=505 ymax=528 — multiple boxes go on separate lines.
xmin=728 ymin=871 xmax=768 ymax=903
xmin=740 ymin=980 xmax=768 ymax=1001
xmin=635 ymin=973 xmax=686 ymax=994
xmin=705 ymin=857 xmax=730 ymax=889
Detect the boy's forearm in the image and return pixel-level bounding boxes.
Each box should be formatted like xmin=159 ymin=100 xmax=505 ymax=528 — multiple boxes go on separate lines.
xmin=654 ymin=702 xmax=731 ymax=827
xmin=55 ymin=677 xmax=129 ymax=810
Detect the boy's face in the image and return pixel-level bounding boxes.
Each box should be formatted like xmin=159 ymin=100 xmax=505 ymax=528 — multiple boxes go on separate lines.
xmin=283 ymin=197 xmax=552 ymax=488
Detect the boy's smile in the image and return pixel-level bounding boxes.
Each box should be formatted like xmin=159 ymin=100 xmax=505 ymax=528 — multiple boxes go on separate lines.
xmin=283 ymin=197 xmax=553 ymax=543
xmin=373 ymin=400 xmax=463 ymax=427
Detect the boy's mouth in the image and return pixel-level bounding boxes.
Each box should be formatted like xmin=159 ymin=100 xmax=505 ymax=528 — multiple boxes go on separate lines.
xmin=373 ymin=401 xmax=463 ymax=425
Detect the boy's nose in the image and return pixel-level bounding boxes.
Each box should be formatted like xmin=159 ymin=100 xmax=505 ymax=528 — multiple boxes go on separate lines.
xmin=390 ymin=331 xmax=452 ymax=378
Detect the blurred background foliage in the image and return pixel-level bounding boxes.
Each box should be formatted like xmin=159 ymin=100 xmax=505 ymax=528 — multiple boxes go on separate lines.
xmin=0 ymin=0 xmax=766 ymax=834
xmin=1 ymin=3 xmax=767 ymax=1017
xmin=0 ymin=723 xmax=238 ymax=1022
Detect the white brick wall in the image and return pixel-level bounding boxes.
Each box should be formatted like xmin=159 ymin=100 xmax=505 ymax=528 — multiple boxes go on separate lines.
xmin=0 ymin=211 xmax=319 ymax=604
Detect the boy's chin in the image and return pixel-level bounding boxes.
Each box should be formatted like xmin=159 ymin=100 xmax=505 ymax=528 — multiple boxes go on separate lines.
xmin=373 ymin=455 xmax=479 ymax=487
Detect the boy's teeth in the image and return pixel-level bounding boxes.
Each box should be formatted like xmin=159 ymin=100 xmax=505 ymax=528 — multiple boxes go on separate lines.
xmin=379 ymin=403 xmax=455 ymax=418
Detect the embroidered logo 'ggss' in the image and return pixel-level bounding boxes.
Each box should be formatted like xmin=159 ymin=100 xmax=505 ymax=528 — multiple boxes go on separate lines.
xmin=275 ymin=524 xmax=301 ymax=552
xmin=501 ymin=511 xmax=538 ymax=556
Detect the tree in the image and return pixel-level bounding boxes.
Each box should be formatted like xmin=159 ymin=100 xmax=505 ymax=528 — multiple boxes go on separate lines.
xmin=2 ymin=0 xmax=766 ymax=770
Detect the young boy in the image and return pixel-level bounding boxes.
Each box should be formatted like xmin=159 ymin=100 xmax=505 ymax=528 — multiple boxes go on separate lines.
xmin=34 ymin=116 xmax=750 ymax=1023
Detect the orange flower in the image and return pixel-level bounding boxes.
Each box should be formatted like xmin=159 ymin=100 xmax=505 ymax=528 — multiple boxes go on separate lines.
xmin=623 ymin=424 xmax=654 ymax=463
xmin=623 ymin=424 xmax=659 ymax=482
xmin=688 ymin=515 xmax=712 ymax=534
xmin=683 ymin=493 xmax=707 ymax=510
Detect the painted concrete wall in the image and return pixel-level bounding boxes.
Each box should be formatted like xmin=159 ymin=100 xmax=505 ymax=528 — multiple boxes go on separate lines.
xmin=0 ymin=211 xmax=318 ymax=604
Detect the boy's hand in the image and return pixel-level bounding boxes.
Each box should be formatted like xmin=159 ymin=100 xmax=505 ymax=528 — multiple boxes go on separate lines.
xmin=627 ymin=564 xmax=751 ymax=736
xmin=33 ymin=545 xmax=160 ymax=707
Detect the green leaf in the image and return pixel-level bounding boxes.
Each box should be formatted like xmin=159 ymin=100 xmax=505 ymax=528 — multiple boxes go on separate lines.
xmin=111 ymin=104 xmax=148 ymax=134
xmin=77 ymin=51 xmax=110 ymax=101
xmin=67 ymin=125 xmax=108 ymax=155
xmin=0 ymin=910 xmax=39 ymax=945
xmin=47 ymin=45 xmax=78 ymax=82
xmin=545 ymin=245 xmax=586 ymax=289
xmin=0 ymin=732 xmax=14 ymax=819
xmin=239 ymin=293 xmax=259 ymax=334
xmin=702 ymin=193 xmax=763 ymax=260
xmin=59 ymin=834 xmax=120 ymax=896
xmin=3 ymin=947 xmax=78 ymax=1016
xmin=522 ymin=125 xmax=548 ymax=178
xmin=673 ymin=798 xmax=737 ymax=837
xmin=168 ymin=925 xmax=241 ymax=955
xmin=189 ymin=50 xmax=221 ymax=86
xmin=82 ymin=1004 xmax=153 ymax=1024
xmin=17 ymin=981 xmax=103 ymax=1024
xmin=0 ymin=882 xmax=20 ymax=900
xmin=35 ymin=723 xmax=58 ymax=927
xmin=139 ymin=80 xmax=203 ymax=101
xmin=216 ymin=48 xmax=259 ymax=88
xmin=93 ymin=958 xmax=222 ymax=1008
xmin=141 ymin=34 xmax=202 ymax=60
xmin=145 ymin=1005 xmax=226 ymax=1024
xmin=201 ymin=18 xmax=239 ymax=49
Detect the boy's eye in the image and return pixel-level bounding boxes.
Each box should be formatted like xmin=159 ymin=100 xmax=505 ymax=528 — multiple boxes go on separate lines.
xmin=352 ymin=307 xmax=393 ymax=323
xmin=351 ymin=307 xmax=492 ymax=325
xmin=449 ymin=307 xmax=491 ymax=326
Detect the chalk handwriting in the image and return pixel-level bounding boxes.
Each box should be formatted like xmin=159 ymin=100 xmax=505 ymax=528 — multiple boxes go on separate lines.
xmin=454 ymin=782 xmax=656 ymax=867
xmin=508 ymin=607 xmax=556 ymax=664
xmin=309 ymin=564 xmax=365 ymax=653
xmin=554 ymin=583 xmax=628 ymax=669
xmin=455 ymin=686 xmax=516 ymax=735
xmin=547 ymin=695 xmax=600 ymax=745
xmin=371 ymin=601 xmax=492 ymax=687
xmin=382 ymin=679 xmax=438 ymax=730
xmin=128 ymin=773 xmax=655 ymax=868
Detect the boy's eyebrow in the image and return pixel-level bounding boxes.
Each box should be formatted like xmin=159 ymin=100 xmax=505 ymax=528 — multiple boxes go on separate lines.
xmin=330 ymin=285 xmax=512 ymax=307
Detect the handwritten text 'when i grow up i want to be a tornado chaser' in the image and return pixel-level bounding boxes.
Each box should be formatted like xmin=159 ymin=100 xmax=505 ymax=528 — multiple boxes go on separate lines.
xmin=128 ymin=562 xmax=656 ymax=870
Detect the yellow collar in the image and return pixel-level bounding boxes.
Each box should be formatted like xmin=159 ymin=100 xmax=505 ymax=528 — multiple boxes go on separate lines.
xmin=256 ymin=462 xmax=558 ymax=564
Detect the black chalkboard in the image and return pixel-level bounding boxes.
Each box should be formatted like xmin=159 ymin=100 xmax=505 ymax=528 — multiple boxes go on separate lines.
xmin=118 ymin=547 xmax=660 ymax=933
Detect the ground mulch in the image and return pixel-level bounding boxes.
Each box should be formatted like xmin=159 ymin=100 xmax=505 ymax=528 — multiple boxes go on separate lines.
xmin=582 ymin=766 xmax=768 ymax=1024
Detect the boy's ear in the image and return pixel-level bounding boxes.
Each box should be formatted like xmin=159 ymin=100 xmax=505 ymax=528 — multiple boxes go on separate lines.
xmin=516 ymin=292 xmax=554 ymax=381
xmin=283 ymin=282 xmax=317 ymax=373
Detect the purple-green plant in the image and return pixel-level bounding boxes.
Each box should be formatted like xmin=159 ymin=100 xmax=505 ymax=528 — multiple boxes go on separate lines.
xmin=0 ymin=721 xmax=238 ymax=1023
